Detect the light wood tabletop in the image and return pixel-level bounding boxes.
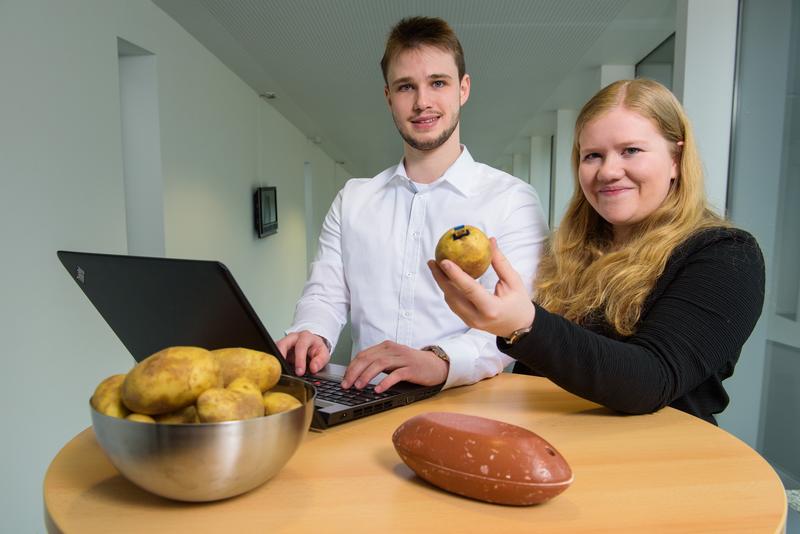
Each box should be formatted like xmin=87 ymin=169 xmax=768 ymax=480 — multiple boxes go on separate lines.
xmin=44 ymin=373 xmax=787 ymax=533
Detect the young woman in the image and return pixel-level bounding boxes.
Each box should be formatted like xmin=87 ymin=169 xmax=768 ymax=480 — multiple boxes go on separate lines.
xmin=429 ymin=79 xmax=764 ymax=424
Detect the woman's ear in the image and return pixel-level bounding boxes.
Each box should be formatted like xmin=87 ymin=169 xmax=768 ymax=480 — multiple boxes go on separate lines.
xmin=671 ymin=140 xmax=684 ymax=181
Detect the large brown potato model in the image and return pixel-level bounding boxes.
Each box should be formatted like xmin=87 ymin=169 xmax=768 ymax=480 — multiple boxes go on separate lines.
xmin=121 ymin=346 xmax=222 ymax=415
xmin=91 ymin=374 xmax=130 ymax=418
xmin=435 ymin=225 xmax=492 ymax=278
xmin=393 ymin=412 xmax=573 ymax=505
xmin=197 ymin=377 xmax=265 ymax=422
xmin=212 ymin=347 xmax=281 ymax=392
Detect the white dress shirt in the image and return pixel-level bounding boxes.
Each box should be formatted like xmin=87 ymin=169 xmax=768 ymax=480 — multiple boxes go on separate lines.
xmin=288 ymin=147 xmax=549 ymax=389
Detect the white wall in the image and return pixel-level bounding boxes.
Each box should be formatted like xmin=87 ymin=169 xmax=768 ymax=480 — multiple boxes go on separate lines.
xmin=551 ymin=108 xmax=577 ymax=227
xmin=511 ymin=151 xmax=530 ymax=184
xmin=119 ymin=50 xmax=166 ymax=257
xmin=529 ymin=136 xmax=552 ymax=225
xmin=0 ymin=1 xmax=343 ymax=532
xmin=721 ymin=0 xmax=795 ymax=457
xmin=673 ymin=0 xmax=738 ymax=215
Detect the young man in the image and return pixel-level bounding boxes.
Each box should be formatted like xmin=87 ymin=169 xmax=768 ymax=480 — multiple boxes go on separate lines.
xmin=277 ymin=16 xmax=548 ymax=393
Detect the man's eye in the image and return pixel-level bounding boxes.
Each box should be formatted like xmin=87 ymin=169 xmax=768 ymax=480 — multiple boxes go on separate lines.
xmin=623 ymin=147 xmax=641 ymax=156
xmin=432 ymin=80 xmax=446 ymax=88
xmin=397 ymin=84 xmax=413 ymax=92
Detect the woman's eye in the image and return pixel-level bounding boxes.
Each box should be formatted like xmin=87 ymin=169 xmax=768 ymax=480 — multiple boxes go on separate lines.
xmin=582 ymin=153 xmax=600 ymax=161
xmin=623 ymin=147 xmax=641 ymax=156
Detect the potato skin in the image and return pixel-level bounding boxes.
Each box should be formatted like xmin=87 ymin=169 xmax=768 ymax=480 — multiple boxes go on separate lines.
xmin=212 ymin=347 xmax=281 ymax=392
xmin=435 ymin=225 xmax=491 ymax=278
xmin=263 ymin=391 xmax=302 ymax=415
xmin=155 ymin=405 xmax=199 ymax=424
xmin=126 ymin=413 xmax=156 ymax=423
xmin=227 ymin=377 xmax=262 ymax=400
xmin=91 ymin=374 xmax=130 ymax=418
xmin=197 ymin=381 xmax=265 ymax=423
xmin=121 ymin=346 xmax=222 ymax=415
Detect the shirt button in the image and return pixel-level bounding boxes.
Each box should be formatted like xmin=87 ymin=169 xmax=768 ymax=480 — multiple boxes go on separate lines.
xmin=412 ymin=232 xmax=420 ymax=239
xmin=403 ymin=311 xmax=411 ymax=318
xmin=406 ymin=272 xmax=413 ymax=278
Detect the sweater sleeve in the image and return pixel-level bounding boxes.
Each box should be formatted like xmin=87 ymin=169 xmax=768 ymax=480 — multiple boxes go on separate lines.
xmin=499 ymin=230 xmax=765 ymax=415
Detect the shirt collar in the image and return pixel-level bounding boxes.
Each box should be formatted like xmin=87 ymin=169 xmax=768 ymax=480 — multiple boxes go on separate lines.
xmin=384 ymin=146 xmax=478 ymax=197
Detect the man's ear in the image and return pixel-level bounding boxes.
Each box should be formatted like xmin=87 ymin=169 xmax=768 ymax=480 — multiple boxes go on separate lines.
xmin=384 ymin=85 xmax=391 ymax=108
xmin=460 ymin=74 xmax=471 ymax=106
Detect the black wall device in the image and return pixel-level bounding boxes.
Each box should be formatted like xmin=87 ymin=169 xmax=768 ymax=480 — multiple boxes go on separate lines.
xmin=254 ymin=186 xmax=278 ymax=238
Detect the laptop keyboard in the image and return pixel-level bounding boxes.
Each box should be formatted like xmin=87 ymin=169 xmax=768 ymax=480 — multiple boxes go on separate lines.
xmin=309 ymin=378 xmax=394 ymax=406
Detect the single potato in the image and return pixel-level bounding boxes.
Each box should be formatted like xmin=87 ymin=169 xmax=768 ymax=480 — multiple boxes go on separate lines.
xmin=197 ymin=379 xmax=265 ymax=423
xmin=121 ymin=346 xmax=222 ymax=415
xmin=263 ymin=391 xmax=302 ymax=415
xmin=212 ymin=347 xmax=282 ymax=392
xmin=91 ymin=374 xmax=130 ymax=418
xmin=227 ymin=376 xmax=263 ymax=400
xmin=155 ymin=405 xmax=199 ymax=424
xmin=126 ymin=413 xmax=156 ymax=423
xmin=435 ymin=224 xmax=492 ymax=279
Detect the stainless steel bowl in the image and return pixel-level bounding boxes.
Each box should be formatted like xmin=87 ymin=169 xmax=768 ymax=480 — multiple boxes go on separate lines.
xmin=90 ymin=375 xmax=315 ymax=502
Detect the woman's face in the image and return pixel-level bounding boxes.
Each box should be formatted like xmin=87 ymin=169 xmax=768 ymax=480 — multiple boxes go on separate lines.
xmin=577 ymin=106 xmax=679 ymax=242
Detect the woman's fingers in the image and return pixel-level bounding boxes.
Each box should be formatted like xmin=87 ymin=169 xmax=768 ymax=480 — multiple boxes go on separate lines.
xmin=428 ymin=258 xmax=452 ymax=290
xmin=429 ymin=260 xmax=472 ymax=308
xmin=489 ymin=238 xmax=525 ymax=291
xmin=428 ymin=259 xmax=494 ymax=312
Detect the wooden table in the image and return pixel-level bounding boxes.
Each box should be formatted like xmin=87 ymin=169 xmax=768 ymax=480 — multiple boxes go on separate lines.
xmin=44 ymin=374 xmax=787 ymax=533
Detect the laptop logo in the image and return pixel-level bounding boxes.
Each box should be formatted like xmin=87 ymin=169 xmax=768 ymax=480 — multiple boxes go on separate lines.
xmin=75 ymin=266 xmax=85 ymax=284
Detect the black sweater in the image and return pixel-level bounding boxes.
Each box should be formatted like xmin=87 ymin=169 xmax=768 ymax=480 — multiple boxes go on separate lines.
xmin=502 ymin=227 xmax=765 ymax=424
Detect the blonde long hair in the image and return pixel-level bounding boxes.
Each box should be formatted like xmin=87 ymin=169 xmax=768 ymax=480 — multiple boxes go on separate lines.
xmin=534 ymin=79 xmax=726 ymax=336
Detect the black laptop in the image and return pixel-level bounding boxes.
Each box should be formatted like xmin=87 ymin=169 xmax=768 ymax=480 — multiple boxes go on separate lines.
xmin=57 ymin=250 xmax=440 ymax=429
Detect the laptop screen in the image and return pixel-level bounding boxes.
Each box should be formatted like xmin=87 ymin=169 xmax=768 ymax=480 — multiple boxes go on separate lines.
xmin=57 ymin=251 xmax=288 ymax=372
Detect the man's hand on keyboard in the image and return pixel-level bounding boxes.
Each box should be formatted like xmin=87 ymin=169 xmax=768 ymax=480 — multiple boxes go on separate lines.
xmin=276 ymin=330 xmax=331 ymax=376
xmin=340 ymin=340 xmax=449 ymax=394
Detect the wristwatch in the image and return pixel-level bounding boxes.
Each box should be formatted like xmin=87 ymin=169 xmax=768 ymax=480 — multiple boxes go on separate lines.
xmin=502 ymin=324 xmax=534 ymax=346
xmin=421 ymin=345 xmax=450 ymax=363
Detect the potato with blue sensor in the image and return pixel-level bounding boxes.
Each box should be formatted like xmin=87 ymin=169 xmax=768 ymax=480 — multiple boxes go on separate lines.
xmin=435 ymin=225 xmax=492 ymax=278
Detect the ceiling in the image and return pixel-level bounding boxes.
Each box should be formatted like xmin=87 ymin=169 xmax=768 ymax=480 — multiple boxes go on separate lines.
xmin=152 ymin=0 xmax=676 ymax=177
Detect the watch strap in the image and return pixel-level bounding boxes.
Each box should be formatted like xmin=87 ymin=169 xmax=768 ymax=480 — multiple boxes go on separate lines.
xmin=502 ymin=324 xmax=533 ymax=345
xmin=421 ymin=345 xmax=450 ymax=363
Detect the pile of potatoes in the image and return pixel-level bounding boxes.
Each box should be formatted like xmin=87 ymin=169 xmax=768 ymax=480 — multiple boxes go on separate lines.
xmin=91 ymin=346 xmax=302 ymax=423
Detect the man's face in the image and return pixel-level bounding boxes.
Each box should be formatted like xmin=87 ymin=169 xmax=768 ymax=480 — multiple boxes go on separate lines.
xmin=384 ymin=46 xmax=470 ymax=152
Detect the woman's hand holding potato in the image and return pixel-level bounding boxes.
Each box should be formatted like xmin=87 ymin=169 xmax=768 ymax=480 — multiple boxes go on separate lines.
xmin=428 ymin=238 xmax=536 ymax=339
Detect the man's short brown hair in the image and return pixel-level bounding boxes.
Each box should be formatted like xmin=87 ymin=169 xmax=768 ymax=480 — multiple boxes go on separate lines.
xmin=380 ymin=16 xmax=466 ymax=84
